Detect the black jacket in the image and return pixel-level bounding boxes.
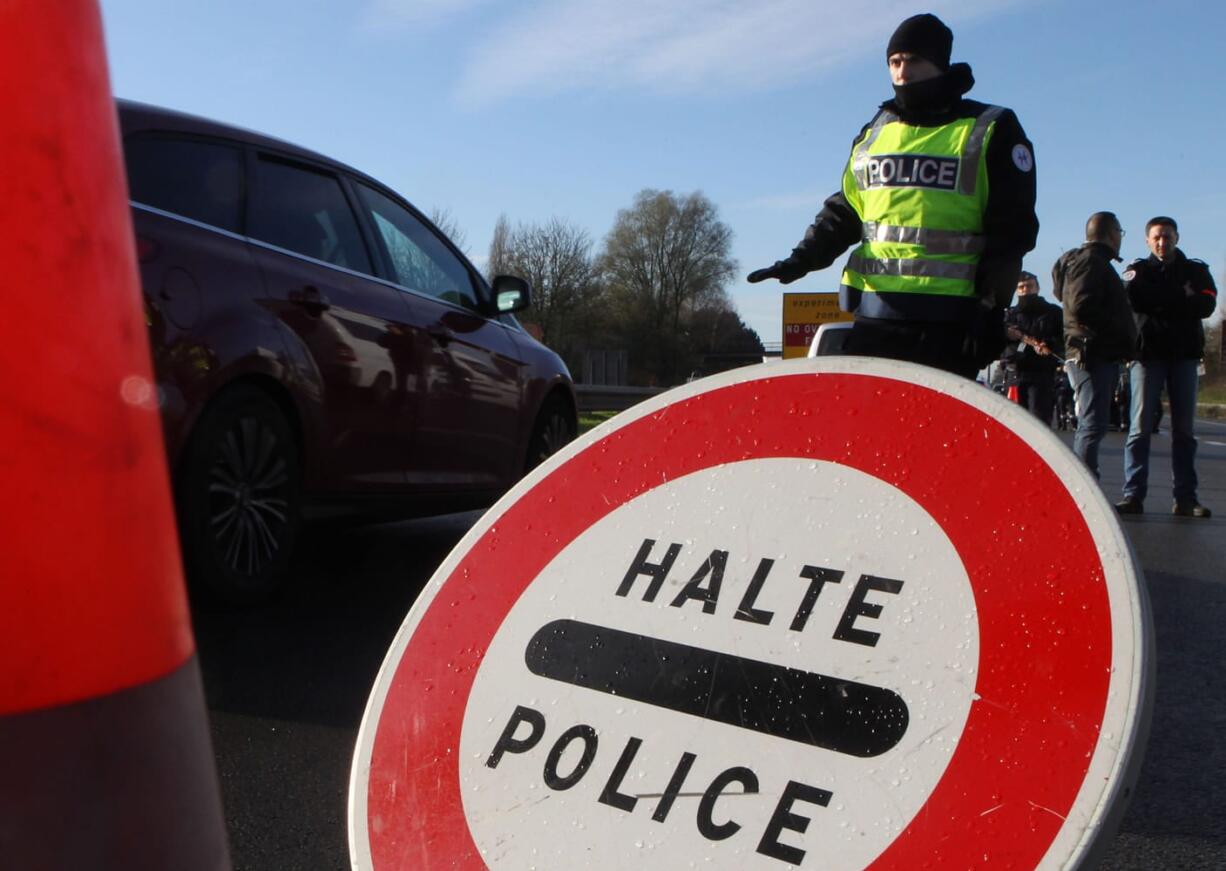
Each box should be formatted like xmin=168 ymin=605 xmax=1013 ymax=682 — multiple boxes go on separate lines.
xmin=1002 ymin=294 xmax=1064 ymax=381
xmin=771 ymin=64 xmax=1039 ymax=321
xmin=1124 ymin=250 xmax=1218 ymax=360
xmin=1053 ymin=243 xmax=1137 ymax=363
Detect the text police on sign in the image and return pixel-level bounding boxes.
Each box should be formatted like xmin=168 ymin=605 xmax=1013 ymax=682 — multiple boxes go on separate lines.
xmin=350 ymin=358 xmax=1151 ymax=870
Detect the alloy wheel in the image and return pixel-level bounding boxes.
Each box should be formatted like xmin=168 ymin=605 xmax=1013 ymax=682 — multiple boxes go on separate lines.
xmin=207 ymin=415 xmax=291 ymax=578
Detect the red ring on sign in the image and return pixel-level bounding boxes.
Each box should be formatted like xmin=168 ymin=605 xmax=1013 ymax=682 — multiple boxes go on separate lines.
xmin=364 ymin=372 xmax=1111 ymax=869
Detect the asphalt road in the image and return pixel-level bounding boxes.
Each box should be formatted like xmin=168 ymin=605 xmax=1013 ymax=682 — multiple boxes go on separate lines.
xmin=1091 ymin=417 xmax=1226 ymax=870
xmin=194 ymin=421 xmax=1226 ymax=870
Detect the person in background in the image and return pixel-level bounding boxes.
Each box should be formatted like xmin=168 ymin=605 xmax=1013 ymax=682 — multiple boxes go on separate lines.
xmin=746 ymin=13 xmax=1038 ymax=378
xmin=1053 ymin=212 xmax=1137 ymax=479
xmin=1001 ymin=270 xmax=1063 ymax=425
xmin=1116 ymin=216 xmax=1218 ymax=517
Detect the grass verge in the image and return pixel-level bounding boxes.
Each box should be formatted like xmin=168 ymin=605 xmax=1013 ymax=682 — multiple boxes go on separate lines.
xmin=579 ymin=410 xmax=619 ymax=435
xmin=1199 ymin=381 xmax=1226 ymax=405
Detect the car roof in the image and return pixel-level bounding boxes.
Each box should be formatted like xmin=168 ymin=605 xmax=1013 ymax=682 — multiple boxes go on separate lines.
xmin=115 ymin=98 xmax=376 ymax=186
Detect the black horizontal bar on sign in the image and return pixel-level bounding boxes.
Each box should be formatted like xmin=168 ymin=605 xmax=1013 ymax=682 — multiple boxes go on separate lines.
xmin=524 ymin=619 xmax=909 ymax=758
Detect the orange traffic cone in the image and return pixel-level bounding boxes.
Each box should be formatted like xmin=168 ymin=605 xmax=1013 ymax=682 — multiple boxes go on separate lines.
xmin=0 ymin=2 xmax=230 ymax=868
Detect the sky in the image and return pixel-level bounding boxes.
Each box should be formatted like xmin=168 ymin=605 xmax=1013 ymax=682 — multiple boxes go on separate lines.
xmin=99 ymin=0 xmax=1226 ymax=347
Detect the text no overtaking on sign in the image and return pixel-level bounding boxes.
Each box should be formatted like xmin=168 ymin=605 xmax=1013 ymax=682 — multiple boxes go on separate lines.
xmin=350 ymin=357 xmax=1151 ymax=870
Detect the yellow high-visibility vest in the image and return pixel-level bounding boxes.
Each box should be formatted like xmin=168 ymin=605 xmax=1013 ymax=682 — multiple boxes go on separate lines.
xmin=840 ymin=106 xmax=1004 ymax=303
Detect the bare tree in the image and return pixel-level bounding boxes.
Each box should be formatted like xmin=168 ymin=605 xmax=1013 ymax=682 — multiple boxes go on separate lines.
xmin=486 ymin=213 xmax=512 ymax=282
xmin=686 ymin=295 xmax=765 ymax=377
xmin=1204 ymin=320 xmax=1223 ymax=382
xmin=428 ymin=206 xmax=468 ymax=254
xmin=599 ymin=189 xmax=738 ymax=384
xmin=500 ymin=217 xmax=598 ymax=348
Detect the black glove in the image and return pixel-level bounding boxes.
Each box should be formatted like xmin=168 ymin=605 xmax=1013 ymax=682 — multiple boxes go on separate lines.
xmin=747 ymin=260 xmax=807 ymax=285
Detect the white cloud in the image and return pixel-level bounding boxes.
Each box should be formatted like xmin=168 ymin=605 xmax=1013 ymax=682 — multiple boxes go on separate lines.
xmin=454 ymin=0 xmax=1023 ymax=106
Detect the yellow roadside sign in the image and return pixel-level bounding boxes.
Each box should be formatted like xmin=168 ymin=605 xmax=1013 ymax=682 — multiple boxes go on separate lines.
xmin=782 ymin=292 xmax=853 ymax=359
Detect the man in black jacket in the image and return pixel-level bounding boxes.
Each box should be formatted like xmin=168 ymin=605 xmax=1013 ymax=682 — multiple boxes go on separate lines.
xmin=746 ymin=13 xmax=1037 ymax=378
xmin=1054 ymin=212 xmax=1137 ymax=479
xmin=1002 ymin=271 xmax=1063 ymax=425
xmin=1116 ymin=217 xmax=1218 ymax=517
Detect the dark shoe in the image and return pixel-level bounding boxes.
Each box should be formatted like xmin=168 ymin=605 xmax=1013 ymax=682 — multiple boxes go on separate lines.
xmin=1115 ymin=497 xmax=1144 ymax=515
xmin=1173 ymin=502 xmax=1212 ymax=518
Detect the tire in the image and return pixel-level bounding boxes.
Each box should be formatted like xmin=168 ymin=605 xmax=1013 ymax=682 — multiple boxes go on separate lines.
xmin=525 ymin=400 xmax=575 ymax=474
xmin=177 ymin=385 xmax=301 ymax=605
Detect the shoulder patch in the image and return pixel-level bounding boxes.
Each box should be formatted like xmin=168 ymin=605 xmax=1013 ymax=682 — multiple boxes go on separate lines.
xmin=1122 ymin=269 xmax=1136 ymax=282
xmin=1011 ymin=143 xmax=1034 ymax=172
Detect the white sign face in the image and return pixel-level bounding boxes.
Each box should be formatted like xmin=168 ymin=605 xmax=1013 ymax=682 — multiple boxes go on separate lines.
xmin=350 ymin=357 xmax=1151 ymax=871
xmin=461 ymin=459 xmax=978 ymax=868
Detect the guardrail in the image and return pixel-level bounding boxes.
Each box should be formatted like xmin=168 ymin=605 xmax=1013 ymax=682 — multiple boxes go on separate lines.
xmin=575 ymin=385 xmax=663 ymax=413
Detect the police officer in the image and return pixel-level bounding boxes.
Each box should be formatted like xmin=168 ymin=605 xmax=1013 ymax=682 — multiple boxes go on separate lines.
xmin=1002 ymin=270 xmax=1064 ymax=425
xmin=748 ymin=13 xmax=1038 ymax=378
xmin=1116 ymin=216 xmax=1218 ymax=517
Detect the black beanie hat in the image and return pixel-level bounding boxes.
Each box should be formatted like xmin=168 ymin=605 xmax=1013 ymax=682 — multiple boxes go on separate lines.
xmin=886 ymin=13 xmax=953 ymax=70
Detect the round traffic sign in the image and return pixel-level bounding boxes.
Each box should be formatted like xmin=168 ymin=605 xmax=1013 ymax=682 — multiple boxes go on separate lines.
xmin=350 ymin=357 xmax=1151 ymax=869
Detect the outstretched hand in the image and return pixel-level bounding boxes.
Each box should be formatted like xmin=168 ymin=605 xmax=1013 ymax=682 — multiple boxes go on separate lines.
xmin=747 ymin=265 xmax=782 ymax=284
xmin=747 ymin=262 xmax=805 ymax=285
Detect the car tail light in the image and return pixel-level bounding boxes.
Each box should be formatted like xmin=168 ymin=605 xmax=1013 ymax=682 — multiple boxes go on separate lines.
xmin=335 ymin=343 xmax=358 ymax=364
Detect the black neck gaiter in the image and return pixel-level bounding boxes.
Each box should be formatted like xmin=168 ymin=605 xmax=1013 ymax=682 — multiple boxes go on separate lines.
xmin=892 ymin=62 xmax=975 ymax=115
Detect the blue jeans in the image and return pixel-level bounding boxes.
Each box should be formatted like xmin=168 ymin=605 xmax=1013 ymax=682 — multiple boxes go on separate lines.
xmin=1123 ymin=359 xmax=1200 ymax=503
xmin=1067 ymin=358 xmax=1119 ymax=479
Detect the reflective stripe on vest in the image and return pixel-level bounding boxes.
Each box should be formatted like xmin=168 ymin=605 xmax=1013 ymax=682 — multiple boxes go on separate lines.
xmin=851 ymin=111 xmax=900 ymax=190
xmin=841 ymin=105 xmax=1003 ymax=300
xmin=845 ymin=254 xmax=978 ymax=282
xmin=958 ymin=106 xmax=1004 ymax=195
xmin=861 ymin=221 xmax=986 ymax=255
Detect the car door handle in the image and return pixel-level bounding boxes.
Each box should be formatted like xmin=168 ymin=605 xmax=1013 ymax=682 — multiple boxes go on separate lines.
xmin=428 ymin=327 xmax=454 ymax=347
xmin=290 ymin=285 xmax=331 ymax=314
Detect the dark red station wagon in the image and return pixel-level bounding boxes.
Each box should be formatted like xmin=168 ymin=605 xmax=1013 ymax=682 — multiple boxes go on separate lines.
xmin=119 ymin=100 xmax=576 ymax=602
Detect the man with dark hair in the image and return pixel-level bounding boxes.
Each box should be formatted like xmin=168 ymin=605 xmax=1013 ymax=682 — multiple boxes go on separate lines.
xmin=746 ymin=13 xmax=1038 ymax=378
xmin=1053 ymin=212 xmax=1137 ymax=478
xmin=1116 ymin=216 xmax=1218 ymax=517
xmin=1001 ymin=270 xmax=1063 ymax=425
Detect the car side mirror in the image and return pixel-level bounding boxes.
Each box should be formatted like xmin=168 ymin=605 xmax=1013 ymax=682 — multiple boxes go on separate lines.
xmin=492 ymin=274 xmax=532 ymax=314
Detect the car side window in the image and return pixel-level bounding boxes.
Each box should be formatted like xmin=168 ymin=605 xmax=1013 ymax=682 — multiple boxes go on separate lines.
xmin=124 ymin=136 xmax=243 ymax=233
xmin=356 ymin=183 xmax=480 ymax=311
xmin=249 ymin=156 xmax=371 ymax=274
